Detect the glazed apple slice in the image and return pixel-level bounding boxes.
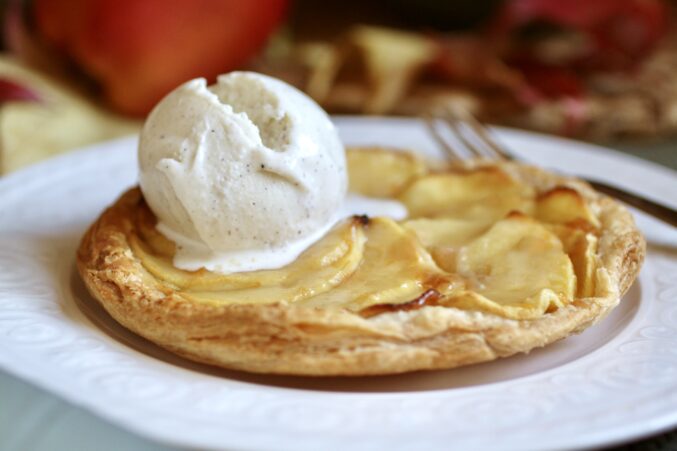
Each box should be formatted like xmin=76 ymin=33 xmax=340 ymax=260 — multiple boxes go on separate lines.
xmin=399 ymin=167 xmax=536 ymax=221
xmin=301 ymin=217 xmax=463 ymax=311
xmin=536 ymin=186 xmax=600 ymax=228
xmin=547 ymin=224 xmax=599 ymax=298
xmin=402 ymin=217 xmax=492 ymax=272
xmin=347 ymin=147 xmax=427 ymax=198
xmin=448 ymin=213 xmax=576 ymax=319
xmin=132 ymin=218 xmax=366 ymax=303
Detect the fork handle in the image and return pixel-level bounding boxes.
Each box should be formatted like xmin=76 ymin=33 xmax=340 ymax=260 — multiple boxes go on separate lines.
xmin=586 ymin=179 xmax=677 ymax=227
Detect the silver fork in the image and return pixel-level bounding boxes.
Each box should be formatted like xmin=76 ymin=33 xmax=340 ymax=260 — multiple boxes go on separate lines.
xmin=424 ymin=107 xmax=677 ymax=228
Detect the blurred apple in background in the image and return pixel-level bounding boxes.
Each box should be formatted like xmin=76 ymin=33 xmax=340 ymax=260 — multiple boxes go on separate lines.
xmin=0 ymin=0 xmax=288 ymax=173
xmin=32 ymin=0 xmax=289 ymax=116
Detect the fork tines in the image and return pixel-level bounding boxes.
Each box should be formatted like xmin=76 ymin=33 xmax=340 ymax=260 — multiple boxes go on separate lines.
xmin=425 ymin=107 xmax=514 ymax=163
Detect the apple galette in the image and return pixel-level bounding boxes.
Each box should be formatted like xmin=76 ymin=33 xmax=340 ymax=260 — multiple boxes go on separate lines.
xmin=77 ymin=147 xmax=644 ymax=375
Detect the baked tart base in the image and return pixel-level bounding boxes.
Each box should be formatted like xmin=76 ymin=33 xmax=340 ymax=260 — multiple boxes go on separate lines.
xmin=77 ymin=151 xmax=644 ymax=375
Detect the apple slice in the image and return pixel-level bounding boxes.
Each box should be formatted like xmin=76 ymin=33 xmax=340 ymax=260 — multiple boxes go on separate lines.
xmin=402 ymin=217 xmax=492 ymax=272
xmin=399 ymin=167 xmax=536 ymax=221
xmin=448 ymin=214 xmax=576 ymax=319
xmin=301 ymin=218 xmax=463 ymax=311
xmin=349 ymin=26 xmax=437 ymax=114
xmin=132 ymin=218 xmax=366 ymax=304
xmin=0 ymin=58 xmax=138 ymax=174
xmin=347 ymin=147 xmax=427 ymax=198
xmin=547 ymin=224 xmax=599 ymax=298
xmin=536 ymin=186 xmax=600 ymax=228
xmin=0 ymin=78 xmax=41 ymax=104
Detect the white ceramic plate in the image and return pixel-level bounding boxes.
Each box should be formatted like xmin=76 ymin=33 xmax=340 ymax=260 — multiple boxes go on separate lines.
xmin=1 ymin=117 xmax=676 ymax=451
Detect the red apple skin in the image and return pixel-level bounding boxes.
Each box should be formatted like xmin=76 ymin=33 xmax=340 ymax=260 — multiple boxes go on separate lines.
xmin=0 ymin=78 xmax=42 ymax=104
xmin=33 ymin=0 xmax=289 ymax=116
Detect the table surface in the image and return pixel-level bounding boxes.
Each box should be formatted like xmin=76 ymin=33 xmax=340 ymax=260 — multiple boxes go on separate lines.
xmin=1 ymin=137 xmax=675 ymax=451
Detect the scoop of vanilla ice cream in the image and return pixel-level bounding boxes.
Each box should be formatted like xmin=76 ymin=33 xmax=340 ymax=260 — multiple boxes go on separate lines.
xmin=138 ymin=72 xmax=347 ymax=273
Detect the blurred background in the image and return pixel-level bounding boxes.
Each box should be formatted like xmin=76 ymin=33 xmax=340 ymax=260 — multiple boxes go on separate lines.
xmin=0 ymin=0 xmax=675 ymax=173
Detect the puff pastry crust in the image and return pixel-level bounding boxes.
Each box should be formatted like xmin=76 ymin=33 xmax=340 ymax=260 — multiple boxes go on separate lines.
xmin=77 ymin=159 xmax=645 ymax=375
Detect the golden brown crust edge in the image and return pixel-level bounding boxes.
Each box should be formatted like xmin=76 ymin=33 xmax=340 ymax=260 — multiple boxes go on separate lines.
xmin=76 ymin=163 xmax=645 ymax=376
